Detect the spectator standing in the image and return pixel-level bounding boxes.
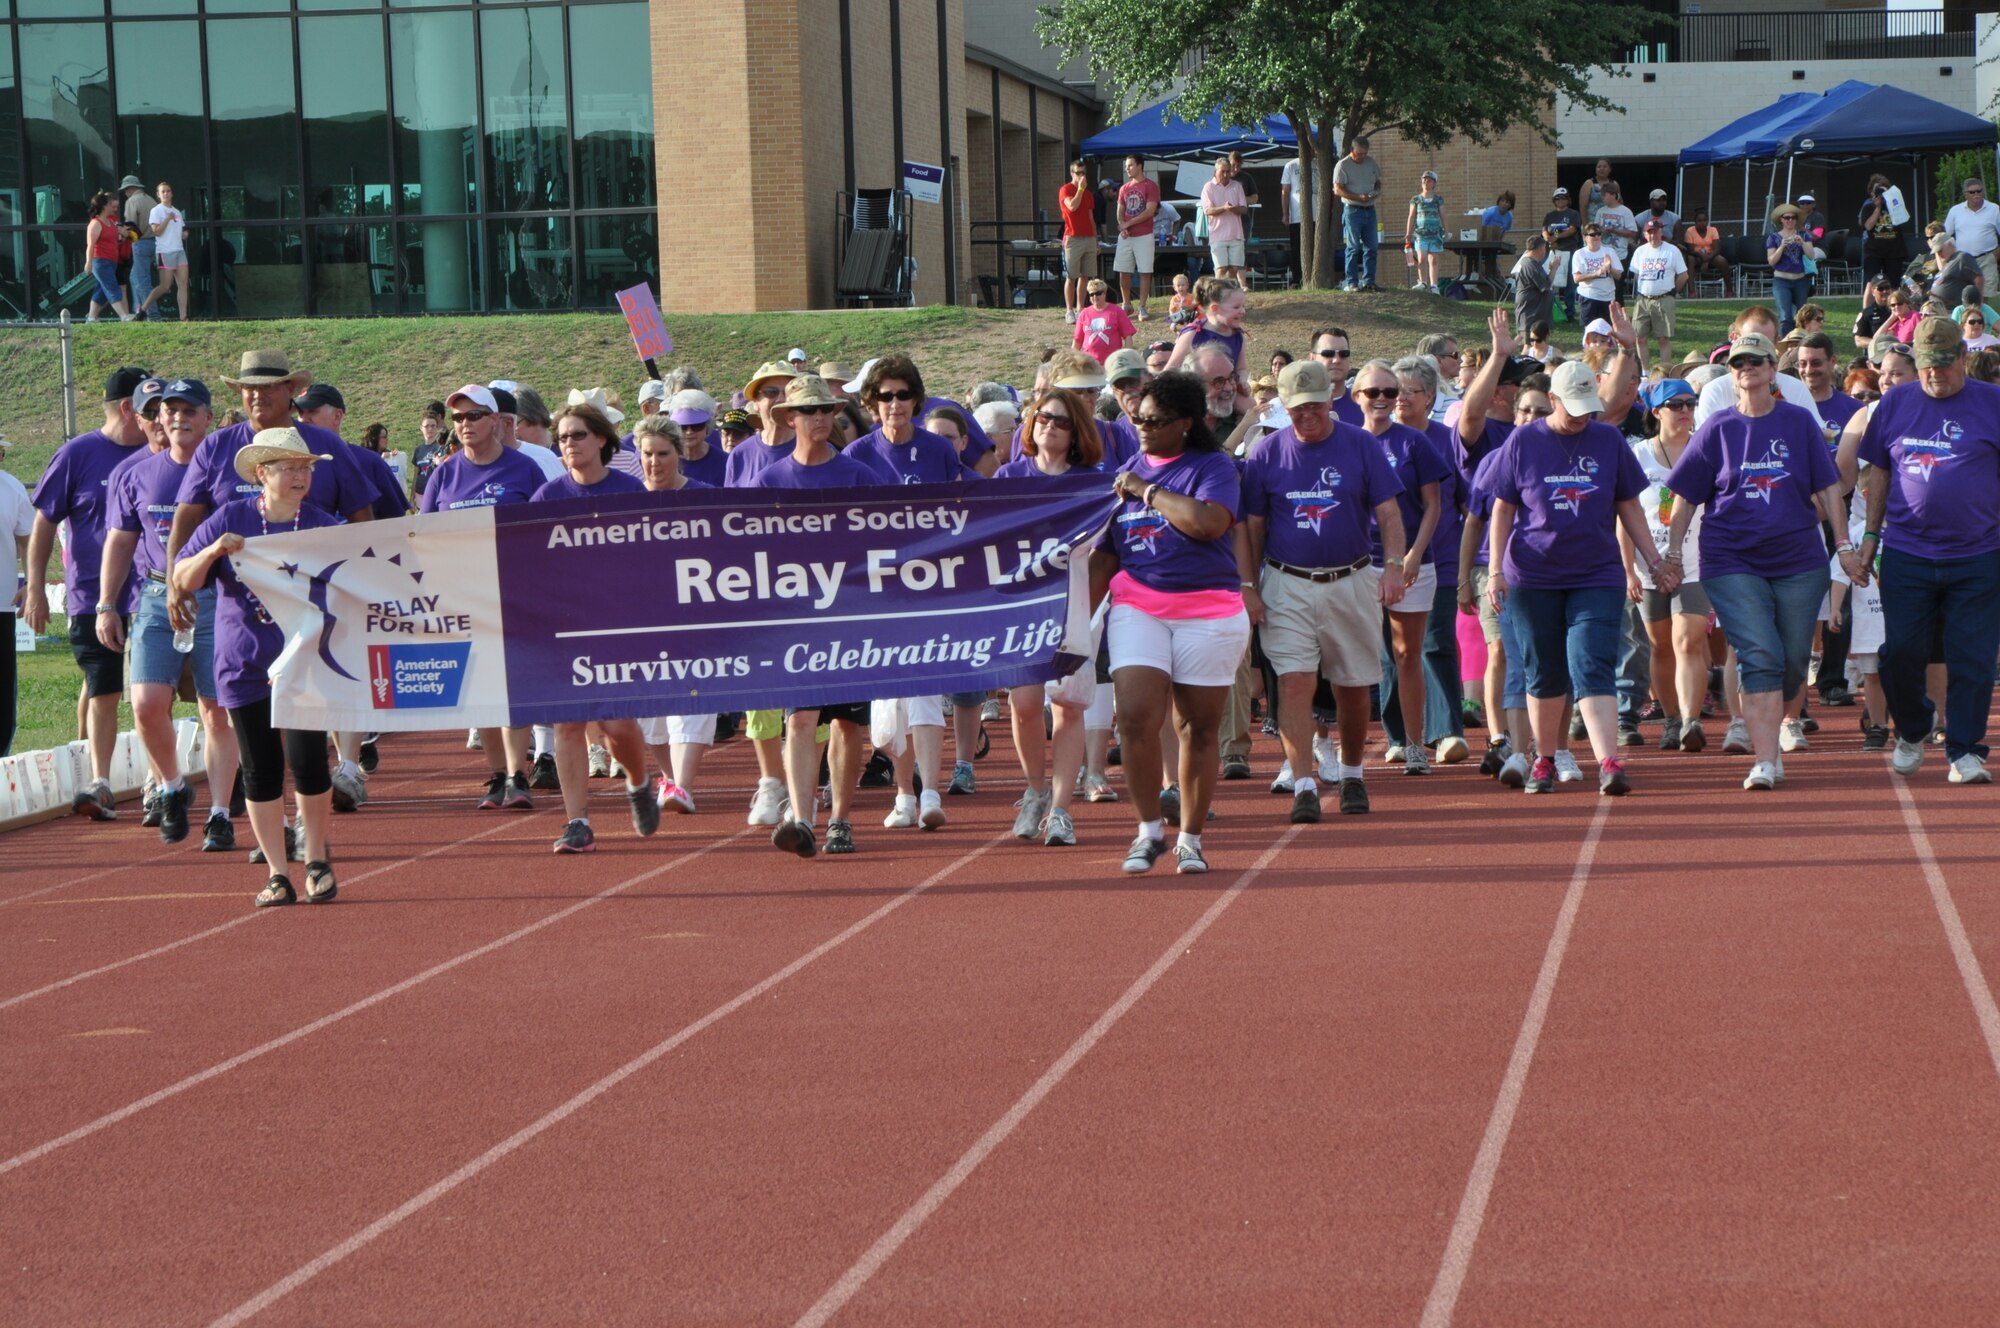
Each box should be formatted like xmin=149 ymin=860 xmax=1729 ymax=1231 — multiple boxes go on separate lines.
xmin=1114 ymin=155 xmax=1161 ymax=321
xmin=1765 ymin=204 xmax=1822 ymax=335
xmin=140 ymin=183 xmax=190 ymax=321
xmin=1511 ymin=233 xmax=1554 ymax=334
xmin=1858 ymin=174 xmax=1908 ymax=293
xmin=1580 ymin=160 xmax=1619 ymax=225
xmin=1595 ymin=186 xmax=1638 ymax=275
xmin=1570 ymin=223 xmax=1622 ymax=327
xmin=1543 ymin=186 xmax=1583 ymax=323
xmin=411 ymin=400 xmax=450 ymax=494
xmin=1943 ymin=178 xmax=2000 ymax=295
xmin=1058 ymin=159 xmax=1098 ymax=326
xmin=1798 ymin=193 xmax=1827 ymax=241
xmin=1333 ymin=136 xmax=1383 ymax=292
xmin=120 ymin=176 xmax=158 ymax=320
xmin=1200 ymin=156 xmax=1249 ymax=285
xmin=1481 ymin=191 xmax=1516 ymax=238
xmin=1683 ymin=210 xmax=1730 ymax=295
xmin=1281 ymin=151 xmax=1312 ymax=286
xmin=1628 ymin=216 xmax=1689 ymax=368
xmin=1640 ymin=189 xmax=1678 ymax=239
xmin=1404 ymin=170 xmax=1446 ymax=294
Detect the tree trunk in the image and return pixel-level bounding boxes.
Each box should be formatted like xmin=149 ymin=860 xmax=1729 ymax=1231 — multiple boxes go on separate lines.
xmin=1312 ymin=119 xmax=1341 ymax=289
xmin=1285 ymin=111 xmax=1314 ymax=288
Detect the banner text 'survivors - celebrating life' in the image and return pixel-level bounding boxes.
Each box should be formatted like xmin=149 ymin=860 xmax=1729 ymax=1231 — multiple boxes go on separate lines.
xmin=236 ymin=478 xmax=1116 ymax=732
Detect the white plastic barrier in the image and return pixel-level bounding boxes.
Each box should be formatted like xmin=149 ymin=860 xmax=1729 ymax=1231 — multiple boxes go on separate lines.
xmin=0 ymin=717 xmax=208 ymax=828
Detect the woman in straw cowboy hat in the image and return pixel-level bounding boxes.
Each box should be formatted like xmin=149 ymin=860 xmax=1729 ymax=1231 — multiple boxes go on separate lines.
xmin=172 ymin=428 xmax=343 ymax=909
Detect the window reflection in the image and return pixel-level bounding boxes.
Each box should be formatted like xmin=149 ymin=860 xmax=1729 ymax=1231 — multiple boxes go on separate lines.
xmin=115 ymin=22 xmax=204 ymax=221
xmin=576 ymin=213 xmax=657 ymax=309
xmin=0 ymin=35 xmax=18 ymax=211
xmin=391 ymin=10 xmax=476 ymax=220
xmin=570 ymin=4 xmax=654 ymax=210
xmin=482 ymin=5 xmax=568 ymax=213
xmin=21 ymin=23 xmax=113 ymax=224
xmin=487 ymin=216 xmax=571 ymax=312
xmin=312 ymin=222 xmax=395 ymax=316
xmin=303 ymin=16 xmax=390 ymax=221
xmin=396 ymin=219 xmax=480 ymax=313
xmin=207 ymin=20 xmax=299 ymax=220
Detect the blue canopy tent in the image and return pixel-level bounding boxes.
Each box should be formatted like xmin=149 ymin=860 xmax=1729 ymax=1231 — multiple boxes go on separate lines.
xmin=1079 ymin=99 xmax=1297 ymax=161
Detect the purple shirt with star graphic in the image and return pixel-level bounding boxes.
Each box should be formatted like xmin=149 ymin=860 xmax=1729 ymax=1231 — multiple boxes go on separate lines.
xmin=1488 ymin=419 xmax=1647 ymax=589
xmin=184 ymin=498 xmax=341 ymax=709
xmin=1668 ymin=401 xmax=1837 ymax=581
xmin=1857 ymin=379 xmax=2000 ymax=561
xmin=1111 ymin=448 xmax=1241 ymax=592
xmin=1243 ymin=422 xmax=1403 ymax=570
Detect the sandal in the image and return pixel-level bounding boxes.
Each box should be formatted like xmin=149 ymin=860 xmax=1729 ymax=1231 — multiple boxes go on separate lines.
xmin=256 ymin=875 xmax=296 ymax=908
xmin=304 ymin=861 xmax=338 ymax=904
xmin=974 ymin=724 xmax=991 ymax=760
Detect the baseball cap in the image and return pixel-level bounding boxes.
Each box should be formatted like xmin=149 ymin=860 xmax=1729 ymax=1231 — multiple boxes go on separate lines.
xmin=1276 ymin=359 xmax=1334 ymax=408
xmin=1549 ymin=360 xmax=1604 ymax=414
xmin=1583 ymin=318 xmax=1614 ymax=339
xmin=1551 ymin=186 xmax=1570 ymax=198
xmin=841 ymin=358 xmax=880 ymax=396
xmin=1727 ymin=333 xmax=1779 ymax=365
xmin=105 ymin=366 xmax=152 ymax=402
xmin=160 ymin=377 xmax=212 ymax=408
xmin=1798 ymin=193 xmax=1816 ymax=204
xmin=667 ymin=389 xmax=717 ymax=426
xmin=446 ymin=384 xmax=498 ymax=415
xmin=1146 ymin=340 xmax=1174 ymax=355
xmin=787 ymin=347 xmax=808 ymax=364
xmin=1931 ymin=232 xmax=1955 ymax=256
xmin=487 ymin=387 xmax=517 ymax=416
xmin=295 ymin=382 xmax=345 ymax=412
xmin=1421 ymin=169 xmax=1438 ymax=181
xmin=1649 ymin=188 xmax=1668 ymax=200
xmin=1497 ymin=356 xmax=1538 ymax=387
xmin=637 ymin=379 xmax=669 ymax=406
xmin=133 ymin=377 xmax=168 ymax=417
xmin=1103 ymin=348 xmax=1148 ymax=385
xmin=717 ymin=408 xmax=754 ymax=433
xmin=487 ymin=379 xmax=522 ymax=396
xmin=1913 ymin=317 xmax=1965 ymax=368
xmin=1641 ymin=379 xmax=1696 ymax=411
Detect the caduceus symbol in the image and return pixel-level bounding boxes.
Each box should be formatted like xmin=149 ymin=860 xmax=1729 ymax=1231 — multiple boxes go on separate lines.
xmin=373 ymin=672 xmax=391 ymax=704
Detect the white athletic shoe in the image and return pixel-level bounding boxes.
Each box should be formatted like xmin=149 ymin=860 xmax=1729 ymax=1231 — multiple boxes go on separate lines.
xmin=1891 ymin=737 xmax=1926 ymax=777
xmin=747 ymin=777 xmax=788 ymax=826
xmin=1496 ymin=752 xmax=1530 ymax=789
xmin=1435 ymin=735 xmax=1470 ymax=764
xmin=587 ymin=744 xmax=610 ymax=778
xmin=1949 ymin=753 xmax=1992 ymax=785
xmin=883 ymin=797 xmax=918 ymax=829
xmin=1269 ymin=761 xmax=1294 ymax=795
xmin=1743 ymin=761 xmax=1778 ymax=791
xmin=1721 ymin=719 xmax=1751 ymax=755
xmin=1312 ymin=734 xmax=1339 ymax=784
xmin=1779 ymin=719 xmax=1808 ymax=753
xmin=466 ymin=728 xmax=483 ymax=750
xmin=1552 ymin=750 xmax=1583 ymax=783
xmin=919 ymin=790 xmax=948 ymax=829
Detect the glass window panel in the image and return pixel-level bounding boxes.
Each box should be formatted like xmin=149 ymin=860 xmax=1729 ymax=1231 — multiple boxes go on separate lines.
xmin=204 ymin=1 xmax=291 ymax=13
xmin=569 ymin=3 xmax=653 ymax=210
xmin=216 ymin=223 xmax=302 ymax=318
xmin=0 ymin=232 xmax=27 ymax=321
xmin=389 ymin=1 xmax=456 ymax=10
xmin=114 ymin=22 xmax=205 ymax=223
xmin=575 ymin=213 xmax=655 ymax=310
xmin=0 ymin=34 xmax=19 ymax=216
xmin=391 ymin=11 xmax=476 ymax=218
xmin=25 ymin=226 xmax=90 ymax=320
xmin=20 ymin=1 xmax=97 ymax=16
xmin=302 ymin=16 xmax=390 ymax=219
xmin=310 ymin=221 xmax=395 ymax=316
xmin=480 ymin=5 xmax=568 ymax=213
xmin=207 ymin=20 xmax=300 ymax=221
xmin=395 ymin=219 xmax=479 ymax=313
xmin=113 ymin=1 xmax=196 ymax=15
xmin=486 ymin=215 xmax=570 ymax=312
xmin=21 ymin=24 xmax=114 ymax=225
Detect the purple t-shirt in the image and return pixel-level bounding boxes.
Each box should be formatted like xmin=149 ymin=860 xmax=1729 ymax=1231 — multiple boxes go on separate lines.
xmin=992 ymin=456 xmax=1105 ymax=480
xmin=355 ymin=446 xmax=410 ymax=520
xmin=1460 ymin=413 xmax=1513 ymax=476
xmin=177 ymin=420 xmax=378 ymax=518
xmin=184 ymin=498 xmax=341 ymax=709
xmin=1857 ymin=379 xmax=2000 ymax=560
xmin=30 ymin=428 xmax=148 ymax=613
xmin=1098 ymin=415 xmax=1141 ymax=467
xmin=740 ymin=450 xmax=891 ymax=490
xmin=1243 ymin=423 xmax=1403 ymax=570
xmin=419 ymin=446 xmax=549 ymax=512
xmin=924 ymin=396 xmax=995 ymax=466
xmin=847 ymin=426 xmax=962 ymax=485
xmin=531 ymin=469 xmax=648 ymax=502
xmin=1816 ymin=390 xmax=1863 ymax=439
xmin=1667 ymin=402 xmax=1838 ymax=581
xmin=723 ymin=436 xmax=796 ymax=487
xmin=1367 ymin=422 xmax=1451 ymax=567
xmin=1465 ymin=446 xmax=1513 ymax=569
xmin=107 ymin=447 xmax=190 ymax=585
xmin=1333 ymin=396 xmax=1364 ymax=427
xmin=681 ymin=442 xmax=728 ymax=488
xmin=1421 ymin=420 xmax=1464 ymax=587
xmin=1111 ymin=449 xmax=1241 ymax=592
xmin=1489 ymin=419 xmax=1647 ymax=589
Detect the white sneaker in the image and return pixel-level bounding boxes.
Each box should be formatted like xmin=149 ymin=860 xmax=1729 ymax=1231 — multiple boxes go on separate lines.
xmin=1497 ymin=751 xmax=1530 ymax=789
xmin=980 ymin=699 xmax=1002 ymax=721
xmin=1312 ymin=734 xmax=1339 ymax=784
xmin=747 ymin=777 xmax=788 ymax=826
xmin=883 ymin=796 xmax=918 ymax=829
xmin=1435 ymin=735 xmax=1470 ymax=764
xmin=1949 ymin=753 xmax=1992 ymax=784
xmin=587 ymin=744 xmax=610 ymax=778
xmin=466 ymin=728 xmax=483 ymax=750
xmin=1553 ymin=750 xmax=1583 ymax=783
xmin=1891 ymin=737 xmax=1926 ymax=777
xmin=1384 ymin=742 xmax=1405 ymax=764
xmin=1269 ymin=761 xmax=1293 ymax=795
xmin=919 ymin=790 xmax=948 ymax=829
xmin=1779 ymin=719 xmax=1808 ymax=753
xmin=1063 ymin=309 xmax=1077 ymax=324
xmin=1721 ymin=719 xmax=1751 ymax=755
xmin=1742 ymin=761 xmax=1777 ymax=791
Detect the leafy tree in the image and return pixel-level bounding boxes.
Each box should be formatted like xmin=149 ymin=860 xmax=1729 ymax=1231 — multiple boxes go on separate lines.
xmin=1040 ymin=0 xmax=1666 ymax=287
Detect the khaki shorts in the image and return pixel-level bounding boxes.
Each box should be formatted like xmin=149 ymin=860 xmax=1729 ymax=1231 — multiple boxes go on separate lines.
xmin=1634 ymin=294 xmax=1676 ymax=338
xmin=1063 ymin=235 xmax=1099 ymax=276
xmin=1472 ymin=565 xmax=1503 ymax=643
xmin=1258 ymin=564 xmax=1384 ymax=687
xmin=1113 ymin=234 xmax=1155 ymax=275
xmin=1210 ymin=240 xmax=1246 ymax=269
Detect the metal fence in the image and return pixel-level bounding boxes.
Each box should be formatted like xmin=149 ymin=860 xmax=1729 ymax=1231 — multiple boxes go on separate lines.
xmin=1649 ymin=8 xmax=1972 ymax=64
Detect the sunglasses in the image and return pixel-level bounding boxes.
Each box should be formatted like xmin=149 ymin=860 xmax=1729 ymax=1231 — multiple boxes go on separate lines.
xmin=1313 ymin=347 xmax=1352 ymax=359
xmin=555 ymin=429 xmax=596 ymax=443
xmin=1034 ymin=411 xmax=1074 ymax=431
xmin=789 ymin=403 xmax=840 ymax=416
xmin=1657 ymin=399 xmax=1695 ymax=411
xmin=1355 ymin=386 xmax=1399 ymax=401
xmin=1130 ymin=415 xmax=1180 ymax=429
xmin=873 ymin=389 xmax=919 ymax=403
xmin=449 ymin=411 xmax=489 ymax=424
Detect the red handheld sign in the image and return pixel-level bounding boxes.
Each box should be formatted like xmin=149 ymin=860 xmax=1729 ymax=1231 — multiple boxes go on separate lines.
xmin=615 ymin=283 xmax=671 ymax=361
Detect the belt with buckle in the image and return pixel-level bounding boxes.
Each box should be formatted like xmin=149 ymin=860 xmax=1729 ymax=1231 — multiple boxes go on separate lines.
xmin=145 ymin=570 xmax=168 ymax=585
xmin=1265 ymin=556 xmax=1371 ymax=583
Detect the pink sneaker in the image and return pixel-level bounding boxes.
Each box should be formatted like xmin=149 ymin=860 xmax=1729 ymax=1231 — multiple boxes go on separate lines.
xmin=658 ymin=780 xmax=695 ymax=814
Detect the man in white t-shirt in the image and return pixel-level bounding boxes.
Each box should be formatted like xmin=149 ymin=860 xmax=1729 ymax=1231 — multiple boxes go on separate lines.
xmin=1627 ymin=216 xmax=1689 ymax=368
xmin=1280 ymin=153 xmax=1311 ymax=286
xmin=1944 ymin=178 xmax=2000 ymax=294
xmin=141 ymin=182 xmax=189 ymax=321
xmin=1691 ymin=307 xmax=1829 ymax=432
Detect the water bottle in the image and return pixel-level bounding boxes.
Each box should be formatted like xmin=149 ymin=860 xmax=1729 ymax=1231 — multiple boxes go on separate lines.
xmin=173 ymin=623 xmax=195 ymax=654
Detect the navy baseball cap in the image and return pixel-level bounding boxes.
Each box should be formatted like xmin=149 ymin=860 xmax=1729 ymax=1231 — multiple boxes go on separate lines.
xmin=132 ymin=377 xmax=168 ymax=417
xmin=488 ymin=387 xmax=518 ymax=416
xmin=105 ymin=366 xmax=152 ymax=402
xmin=160 ymin=377 xmax=212 ymax=408
xmin=295 ymin=382 xmax=346 ymax=412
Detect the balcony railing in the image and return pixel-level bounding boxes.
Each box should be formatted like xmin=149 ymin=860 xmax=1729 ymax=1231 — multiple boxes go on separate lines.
xmin=1626 ymin=9 xmax=1971 ymax=64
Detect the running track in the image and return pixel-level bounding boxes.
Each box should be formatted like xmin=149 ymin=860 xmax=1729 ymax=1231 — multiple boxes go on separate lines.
xmin=4 ymin=717 xmax=2000 ymax=1325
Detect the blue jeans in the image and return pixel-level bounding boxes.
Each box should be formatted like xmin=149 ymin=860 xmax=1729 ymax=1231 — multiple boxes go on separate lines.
xmin=1877 ymin=547 xmax=2000 ymax=762
xmin=129 ymin=581 xmax=218 ymax=697
xmin=1773 ymin=275 xmax=1810 ymax=335
xmin=1343 ymin=205 xmax=1377 ymax=287
xmin=1499 ymin=593 xmax=1529 ymax=712
xmin=130 ymin=238 xmax=156 ymax=316
xmin=90 ymin=257 xmax=122 ymax=306
xmin=1508 ymin=584 xmax=1624 ymax=699
xmin=1380 ymin=590 xmax=1466 ymax=745
xmin=1704 ymin=568 xmax=1830 ymax=700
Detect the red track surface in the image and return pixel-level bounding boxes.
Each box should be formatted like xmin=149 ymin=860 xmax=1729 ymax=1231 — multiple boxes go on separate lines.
xmin=4 ymin=715 xmax=2000 ymax=1325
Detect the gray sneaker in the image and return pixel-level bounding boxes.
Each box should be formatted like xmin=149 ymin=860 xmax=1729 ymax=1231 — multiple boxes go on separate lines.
xmin=1011 ymin=788 xmax=1050 ymax=840
xmin=1042 ymin=806 xmax=1077 ymax=846
xmin=1721 ymin=718 xmax=1752 ymax=755
xmin=1892 ymin=737 xmax=1926 ymax=776
xmin=948 ymin=760 xmax=977 ymax=795
xmin=1403 ymin=745 xmax=1430 ymax=776
xmin=330 ymin=765 xmax=368 ymax=813
xmin=1949 ymin=753 xmax=1992 ymax=785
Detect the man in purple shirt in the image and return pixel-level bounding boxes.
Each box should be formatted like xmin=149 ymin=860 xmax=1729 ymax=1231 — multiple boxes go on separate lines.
xmin=1858 ymin=317 xmax=2000 ymax=783
xmin=1235 ymin=358 xmax=1408 ymax=821
xmin=23 ymin=366 xmax=152 ymax=819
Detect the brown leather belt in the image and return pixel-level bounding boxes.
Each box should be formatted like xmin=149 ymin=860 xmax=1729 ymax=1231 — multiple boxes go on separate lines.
xmin=1265 ymin=556 xmax=1371 ymax=583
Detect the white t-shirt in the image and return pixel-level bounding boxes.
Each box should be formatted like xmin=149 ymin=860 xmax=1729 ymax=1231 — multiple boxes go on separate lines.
xmin=1693 ymin=372 xmax=1828 ymax=434
xmin=1945 ymin=200 xmax=2000 ymax=257
xmin=1280 ymin=158 xmax=1306 ymax=225
xmin=1628 ymin=241 xmax=1687 ymax=298
xmin=1 ymin=468 xmax=33 ymax=597
xmin=148 ymin=203 xmax=184 ymax=252
xmin=1630 ymin=436 xmax=1701 ymax=587
xmin=1571 ymin=246 xmax=1620 ymax=302
xmin=514 ymin=441 xmax=565 ymax=480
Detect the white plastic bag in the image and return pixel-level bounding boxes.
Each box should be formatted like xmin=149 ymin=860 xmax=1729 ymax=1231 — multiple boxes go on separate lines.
xmin=869 ymin=698 xmax=909 ymax=756
xmin=1047 ymin=602 xmax=1109 ymax=710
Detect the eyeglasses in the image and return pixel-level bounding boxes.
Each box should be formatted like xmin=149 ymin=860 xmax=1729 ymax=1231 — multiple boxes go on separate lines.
xmin=449 ymin=410 xmax=489 ymax=424
xmin=1356 ymin=386 xmax=1399 ymax=400
xmin=1204 ymin=373 xmax=1235 ymax=389
xmin=1130 ymin=415 xmax=1179 ymax=429
xmin=555 ymin=430 xmax=595 ymax=443
xmin=261 ymin=461 xmax=313 ymax=475
xmin=873 ymin=389 xmax=919 ymax=403
xmin=1852 ymin=390 xmax=1881 ymax=402
xmin=1034 ymin=411 xmax=1074 ymax=431
xmin=790 ymin=403 xmax=840 ymax=416
xmin=757 ymin=386 xmax=785 ymax=400
xmin=1657 ymin=399 xmax=1695 ymax=411
xmin=1312 ymin=347 xmax=1351 ymax=359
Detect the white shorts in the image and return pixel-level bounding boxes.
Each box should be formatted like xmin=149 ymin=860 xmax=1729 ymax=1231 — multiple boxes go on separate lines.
xmin=1113 ymin=234 xmax=1156 ymax=275
xmin=1386 ymin=561 xmax=1438 ymax=616
xmin=1210 ymin=240 xmax=1246 ymax=269
xmin=1084 ymin=680 xmax=1115 ymax=730
xmin=904 ymin=695 xmax=945 ymax=728
xmin=1107 ymin=603 xmax=1250 ymax=687
xmin=636 ymin=714 xmax=717 ymax=746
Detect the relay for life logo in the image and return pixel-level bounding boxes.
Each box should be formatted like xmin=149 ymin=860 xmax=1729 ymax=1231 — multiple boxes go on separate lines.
xmin=282 ymin=543 xmax=474 ymax=710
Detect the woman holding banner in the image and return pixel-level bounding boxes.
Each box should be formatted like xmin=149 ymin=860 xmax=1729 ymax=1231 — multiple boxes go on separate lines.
xmin=631 ymin=414 xmax=717 ymax=816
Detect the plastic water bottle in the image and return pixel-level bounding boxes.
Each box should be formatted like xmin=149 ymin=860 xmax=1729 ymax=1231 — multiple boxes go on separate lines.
xmin=173 ymin=623 xmax=195 ymax=654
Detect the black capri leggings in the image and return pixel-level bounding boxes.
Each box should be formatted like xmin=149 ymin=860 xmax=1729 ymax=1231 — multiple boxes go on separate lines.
xmin=228 ymin=697 xmax=331 ymax=803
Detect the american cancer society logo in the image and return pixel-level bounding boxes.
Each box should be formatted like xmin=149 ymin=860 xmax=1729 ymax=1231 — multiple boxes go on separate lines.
xmin=281 ymin=544 xmax=474 ymax=709
xmin=367 ymin=642 xmax=472 ymax=709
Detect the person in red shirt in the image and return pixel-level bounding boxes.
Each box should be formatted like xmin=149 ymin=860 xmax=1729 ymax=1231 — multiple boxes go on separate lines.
xmin=1073 ymin=279 xmax=1136 ymax=362
xmin=1115 ymin=155 xmax=1162 ymax=320
xmin=1059 ymin=159 xmax=1099 ymax=325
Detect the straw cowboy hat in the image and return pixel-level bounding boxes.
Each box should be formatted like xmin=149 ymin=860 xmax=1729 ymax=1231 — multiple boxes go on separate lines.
xmin=221 ymin=350 xmax=313 ymax=389
xmin=565 ymin=386 xmax=624 ymax=426
xmin=232 ymin=426 xmax=332 ymax=483
xmin=744 ymin=360 xmax=800 ymax=399
xmin=771 ymin=374 xmax=842 ymax=416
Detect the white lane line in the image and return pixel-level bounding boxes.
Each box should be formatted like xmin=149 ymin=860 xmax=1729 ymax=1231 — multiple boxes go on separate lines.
xmin=0 ymin=827 xmax=754 ymax=1177
xmin=205 ymin=832 xmax=1011 ymax=1328
xmin=793 ymin=826 xmax=1306 ymax=1328
xmin=1890 ymin=777 xmax=2000 ymax=1082
xmin=1419 ymin=799 xmax=1612 ymax=1328
xmin=0 ymin=816 xmax=530 ymax=1014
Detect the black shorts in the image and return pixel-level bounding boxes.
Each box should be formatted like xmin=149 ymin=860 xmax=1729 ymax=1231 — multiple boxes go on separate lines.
xmin=69 ymin=613 xmax=125 ymax=698
xmin=786 ymin=702 xmax=870 ymax=727
xmin=229 ymin=696 xmax=332 ymax=803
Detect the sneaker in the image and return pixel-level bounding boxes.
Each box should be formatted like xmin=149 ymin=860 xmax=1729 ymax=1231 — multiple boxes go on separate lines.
xmin=1479 ymin=738 xmax=1510 ymax=778
xmin=1290 ymin=785 xmax=1322 ymax=823
xmin=466 ymin=728 xmax=483 ymax=750
xmin=158 ymin=783 xmax=192 ymax=844
xmin=1158 ymin=785 xmax=1182 ymax=825
xmin=1722 ymin=718 xmax=1752 ymax=755
xmin=201 ymin=811 xmax=235 ymax=853
xmin=1616 ymin=721 xmax=1642 ymax=747
xmin=1638 ymin=700 xmax=1665 ymax=723
xmin=502 ymin=774 xmax=534 ymax=810
xmin=628 ymin=784 xmax=660 ymax=837
xmin=1312 ymin=734 xmax=1339 ymax=784
xmin=1063 ymin=308 xmax=1077 ymax=324
xmin=249 ymin=824 xmax=300 ymax=866
xmin=587 ymin=744 xmax=610 ymax=778
xmin=1042 ymin=806 xmax=1077 ymax=846
xmin=1339 ymin=777 xmax=1369 ymax=815
xmin=1743 ymin=761 xmax=1778 ymax=790
xmin=1174 ymin=841 xmax=1209 ymax=875
xmin=358 ymin=735 xmax=379 ymax=774
xmin=1822 ymin=684 xmax=1855 ymax=707
xmin=1779 ymin=719 xmax=1808 ymax=753
xmin=883 ymin=797 xmax=918 ymax=829
xmin=1861 ymin=724 xmax=1889 ymax=752
xmin=1498 ymin=751 xmax=1531 ymax=789
xmin=72 ymin=779 xmax=117 ymax=821
xmin=658 ymin=780 xmax=695 ymax=814
xmin=530 ymin=752 xmax=560 ymax=790
xmin=1598 ymin=757 xmax=1630 ymax=797
xmin=1891 ymin=737 xmax=1926 ymax=776
xmin=1949 ymin=754 xmax=1993 ymax=784
xmin=772 ymin=819 xmax=817 ymax=858
xmin=478 ymin=773 xmax=508 ymax=810
xmin=1221 ymin=754 xmax=1252 ymax=781
xmin=1680 ymin=720 xmax=1707 ymax=753
xmin=1435 ymin=735 xmax=1469 ymax=765
xmin=948 ymin=760 xmax=977 ymax=795
xmin=1270 ymin=762 xmax=1294 ymax=795
xmin=1552 ymin=751 xmax=1583 ymax=783
xmin=1659 ymin=718 xmax=1682 ymax=751
xmin=1568 ymin=712 xmax=1587 ymax=742
xmin=553 ymin=819 xmax=596 ymax=853
xmin=1121 ymin=835 xmax=1169 ymax=874
xmin=141 ymin=783 xmax=163 ymax=827
xmin=1404 ymin=745 xmax=1430 ymax=776
xmin=608 ymin=757 xmax=626 ymax=780
xmin=858 ymin=750 xmax=896 ymax=788
xmin=825 ymin=819 xmax=855 ymax=854
xmin=1384 ymin=742 xmax=1405 ymax=764
xmin=330 ymin=765 xmax=368 ymax=812
xmin=919 ymin=791 xmax=947 ymax=830
xmin=980 ymin=699 xmax=1002 ymax=721
xmin=1800 ymin=713 xmax=1819 ymax=734
xmin=1526 ymin=756 xmax=1556 ymax=794
xmin=747 ymin=777 xmax=788 ymax=826
xmin=1011 ymin=789 xmax=1050 ymax=840
xmin=1084 ymin=774 xmax=1118 ymax=803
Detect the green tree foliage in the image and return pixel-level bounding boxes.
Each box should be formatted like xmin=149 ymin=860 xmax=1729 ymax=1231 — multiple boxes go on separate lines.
xmin=1040 ymin=0 xmax=1666 ymax=286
